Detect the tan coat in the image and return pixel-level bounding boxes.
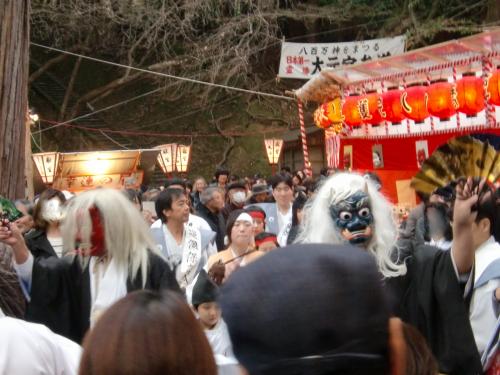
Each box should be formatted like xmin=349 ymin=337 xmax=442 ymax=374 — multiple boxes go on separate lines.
xmin=207 ymin=248 xmax=265 ymax=282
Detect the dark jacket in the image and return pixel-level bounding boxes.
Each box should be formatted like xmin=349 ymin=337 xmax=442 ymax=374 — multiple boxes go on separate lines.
xmin=195 ymin=203 xmax=226 ymax=251
xmin=221 ymin=202 xmax=245 ymax=222
xmin=25 ymin=229 xmax=57 ymax=259
xmin=27 ymin=250 xmax=180 ymax=343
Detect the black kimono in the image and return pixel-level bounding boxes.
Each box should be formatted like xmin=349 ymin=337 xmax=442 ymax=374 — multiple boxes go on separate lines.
xmin=387 ymin=241 xmax=482 ymax=375
xmin=26 ymin=250 xmax=180 ymax=343
xmin=25 ymin=229 xmax=58 ymax=259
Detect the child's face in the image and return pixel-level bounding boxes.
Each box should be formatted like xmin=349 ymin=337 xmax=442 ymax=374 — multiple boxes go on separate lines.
xmin=197 ymin=302 xmax=221 ymax=329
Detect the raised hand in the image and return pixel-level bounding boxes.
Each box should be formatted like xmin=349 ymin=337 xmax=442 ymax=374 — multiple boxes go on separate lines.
xmin=0 ymin=219 xmax=23 ymax=247
xmin=453 ymin=177 xmax=484 ymax=227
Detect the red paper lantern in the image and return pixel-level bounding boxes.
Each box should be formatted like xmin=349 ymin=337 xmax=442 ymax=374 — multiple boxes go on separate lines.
xmin=382 ymin=90 xmax=405 ymax=123
xmin=342 ymin=96 xmax=363 ymax=127
xmin=487 ymin=70 xmax=500 ymax=106
xmin=427 ymin=82 xmax=457 ymax=119
xmin=313 ymin=104 xmax=332 ymax=129
xmin=401 ymin=86 xmax=429 ymax=122
xmin=363 ymin=93 xmax=385 ymax=125
xmin=455 ymin=76 xmax=485 ymax=115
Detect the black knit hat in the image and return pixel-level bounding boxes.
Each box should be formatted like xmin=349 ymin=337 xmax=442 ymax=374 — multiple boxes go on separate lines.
xmin=192 ymin=270 xmax=218 ymax=308
xmin=219 ymin=244 xmax=390 ymax=375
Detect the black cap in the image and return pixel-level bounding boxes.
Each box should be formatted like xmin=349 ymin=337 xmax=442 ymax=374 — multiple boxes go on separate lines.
xmin=226 ymin=181 xmax=247 ymax=192
xmin=219 ymin=244 xmax=390 ymax=375
xmin=192 ymin=270 xmax=218 ymax=307
xmin=251 ymin=184 xmax=269 ymax=195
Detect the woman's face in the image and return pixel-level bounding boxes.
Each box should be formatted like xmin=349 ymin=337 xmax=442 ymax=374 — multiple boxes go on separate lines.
xmin=195 ymin=179 xmax=207 ymax=192
xmin=231 ymin=220 xmax=253 ymax=247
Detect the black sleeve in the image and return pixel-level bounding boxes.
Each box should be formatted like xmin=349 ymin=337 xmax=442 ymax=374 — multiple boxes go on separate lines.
xmin=27 ymin=255 xmax=83 ymax=342
xmin=409 ymin=245 xmax=482 ymax=375
xmin=147 ymin=251 xmax=181 ymax=294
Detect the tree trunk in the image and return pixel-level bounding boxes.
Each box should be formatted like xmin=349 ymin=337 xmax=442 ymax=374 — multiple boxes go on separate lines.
xmin=0 ymin=0 xmax=30 ymax=199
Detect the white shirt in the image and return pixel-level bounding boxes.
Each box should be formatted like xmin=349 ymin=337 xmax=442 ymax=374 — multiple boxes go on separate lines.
xmin=469 ymin=237 xmax=500 ymax=354
xmin=47 ymin=236 xmax=64 ymax=258
xmin=151 ymin=214 xmax=212 ymax=232
xmin=205 ymin=319 xmax=236 ymax=360
xmin=277 ymin=206 xmax=292 ymax=247
xmin=0 ymin=317 xmax=81 ymax=375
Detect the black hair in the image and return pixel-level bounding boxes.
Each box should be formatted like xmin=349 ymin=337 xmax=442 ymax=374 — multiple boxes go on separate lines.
xmin=164 ymin=178 xmax=186 ymax=190
xmin=155 ymin=188 xmax=186 ymax=223
xmin=271 ymin=173 xmax=293 ymax=190
xmin=423 ymin=202 xmax=453 ymax=242
xmin=292 ymin=193 xmax=308 ymax=226
xmin=214 ymin=168 xmax=230 ymax=179
xmin=475 ymin=184 xmax=498 ymax=239
xmin=280 ymin=166 xmax=291 ymax=174
xmin=320 ymin=167 xmax=329 ymax=177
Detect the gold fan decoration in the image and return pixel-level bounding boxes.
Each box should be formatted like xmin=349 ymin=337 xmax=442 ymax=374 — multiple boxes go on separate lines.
xmin=411 ymin=136 xmax=500 ymax=195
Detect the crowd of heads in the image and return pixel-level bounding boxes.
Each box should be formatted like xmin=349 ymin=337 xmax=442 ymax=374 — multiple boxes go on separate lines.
xmin=1 ymin=162 xmax=499 ymax=375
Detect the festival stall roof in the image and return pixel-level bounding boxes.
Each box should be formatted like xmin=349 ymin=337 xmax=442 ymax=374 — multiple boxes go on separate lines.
xmin=294 ymin=27 xmax=500 ymax=103
xmin=33 ymin=149 xmax=160 ymax=193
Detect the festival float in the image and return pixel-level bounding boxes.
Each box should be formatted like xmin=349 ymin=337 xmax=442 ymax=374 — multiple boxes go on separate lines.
xmin=290 ymin=28 xmax=500 ymax=210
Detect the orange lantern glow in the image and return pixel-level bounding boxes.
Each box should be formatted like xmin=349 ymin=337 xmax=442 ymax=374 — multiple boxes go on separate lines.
xmin=401 ymin=86 xmax=429 ymax=122
xmin=382 ymin=90 xmax=405 ymax=123
xmin=455 ymin=76 xmax=485 ymax=115
xmin=325 ymin=98 xmax=344 ymax=125
xmin=313 ymin=104 xmax=332 ymax=129
xmin=487 ymin=70 xmax=500 ymax=106
xmin=427 ymin=82 xmax=457 ymax=119
xmin=363 ymin=93 xmax=385 ymax=125
xmin=342 ymin=96 xmax=363 ymax=127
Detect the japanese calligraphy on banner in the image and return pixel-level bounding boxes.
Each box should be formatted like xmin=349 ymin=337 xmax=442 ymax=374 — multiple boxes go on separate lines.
xmin=278 ymin=35 xmax=406 ymax=79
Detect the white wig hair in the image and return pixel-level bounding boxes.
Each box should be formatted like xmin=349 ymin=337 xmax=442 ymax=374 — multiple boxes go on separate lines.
xmin=62 ymin=188 xmax=160 ymax=286
xmin=294 ymin=172 xmax=406 ymax=278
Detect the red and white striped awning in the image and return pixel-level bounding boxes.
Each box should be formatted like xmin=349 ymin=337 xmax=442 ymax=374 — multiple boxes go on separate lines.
xmin=294 ymin=27 xmax=500 ymax=103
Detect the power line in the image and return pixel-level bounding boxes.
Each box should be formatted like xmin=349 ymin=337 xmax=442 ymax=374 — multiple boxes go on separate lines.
xmin=39 ymin=121 xmax=285 ymax=138
xmin=30 ymin=43 xmax=294 ymax=103
xmin=31 ymin=86 xmax=167 ymax=135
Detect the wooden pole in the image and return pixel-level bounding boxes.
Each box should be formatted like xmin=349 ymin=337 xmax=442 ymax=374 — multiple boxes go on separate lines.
xmin=0 ymin=0 xmax=30 ymax=199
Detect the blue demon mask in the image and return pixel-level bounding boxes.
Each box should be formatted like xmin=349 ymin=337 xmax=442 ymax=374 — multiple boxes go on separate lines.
xmin=329 ymin=191 xmax=373 ymax=246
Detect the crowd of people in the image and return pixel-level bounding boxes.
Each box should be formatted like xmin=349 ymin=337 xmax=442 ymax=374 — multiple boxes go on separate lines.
xmin=0 ymin=165 xmax=499 ymax=375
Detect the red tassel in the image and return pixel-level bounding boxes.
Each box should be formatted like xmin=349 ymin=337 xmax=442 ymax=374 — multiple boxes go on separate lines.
xmin=89 ymin=206 xmax=106 ymax=257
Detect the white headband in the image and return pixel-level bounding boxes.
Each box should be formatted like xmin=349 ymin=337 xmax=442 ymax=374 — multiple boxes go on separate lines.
xmin=236 ymin=212 xmax=253 ymax=224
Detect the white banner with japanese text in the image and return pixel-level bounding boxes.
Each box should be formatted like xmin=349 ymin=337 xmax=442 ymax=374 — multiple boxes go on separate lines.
xmin=278 ymin=36 xmax=406 ymax=79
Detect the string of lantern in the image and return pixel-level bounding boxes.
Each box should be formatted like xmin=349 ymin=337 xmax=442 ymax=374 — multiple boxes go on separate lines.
xmin=313 ymin=61 xmax=500 ymax=138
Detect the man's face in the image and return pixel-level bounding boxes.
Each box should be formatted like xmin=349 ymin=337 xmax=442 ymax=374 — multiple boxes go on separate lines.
xmin=229 ymin=188 xmax=247 ymax=207
xmin=208 ymin=191 xmax=225 ymax=212
xmin=164 ymin=194 xmax=190 ymax=224
xmin=273 ymin=182 xmax=293 ymax=208
xmin=218 ymin=174 xmax=228 ymax=187
xmin=254 ymin=193 xmax=267 ymax=203
xmin=329 ymin=191 xmax=373 ymax=247
xmin=14 ymin=204 xmax=34 ymax=234
xmin=197 ymin=302 xmax=221 ymax=329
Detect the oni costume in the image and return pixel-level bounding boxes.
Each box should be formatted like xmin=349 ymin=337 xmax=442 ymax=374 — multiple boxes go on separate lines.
xmin=296 ymin=172 xmax=482 ymax=375
xmin=12 ymin=190 xmax=180 ymax=343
